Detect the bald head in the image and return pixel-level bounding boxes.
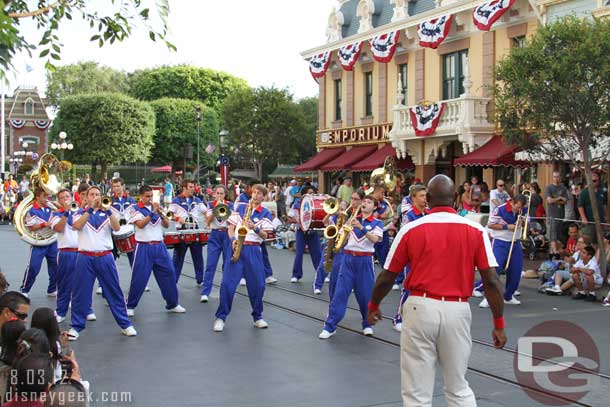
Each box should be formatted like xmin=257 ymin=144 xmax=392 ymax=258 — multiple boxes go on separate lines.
xmin=427 ymin=175 xmax=455 ymax=208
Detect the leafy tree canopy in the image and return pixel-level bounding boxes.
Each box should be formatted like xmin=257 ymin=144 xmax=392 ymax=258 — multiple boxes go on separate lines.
xmin=128 ymin=65 xmax=249 ymax=112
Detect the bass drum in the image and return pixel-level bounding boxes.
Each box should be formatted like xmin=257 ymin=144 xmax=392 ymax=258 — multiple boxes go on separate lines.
xmin=298 ymin=194 xmax=327 ymax=232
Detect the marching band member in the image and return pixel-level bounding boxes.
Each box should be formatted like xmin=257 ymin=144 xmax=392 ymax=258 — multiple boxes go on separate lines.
xmin=200 ymin=185 xmax=233 ymax=303
xmin=169 ymin=179 xmax=207 ymax=284
xmin=68 ymin=186 xmax=135 ymax=340
xmin=372 ymin=186 xmax=392 ymax=266
xmin=213 ymin=184 xmax=274 ymax=332
xmin=125 ymin=186 xmax=186 ymax=316
xmin=319 ymin=193 xmax=383 ymax=339
xmin=20 ymin=187 xmax=58 ymax=297
xmin=288 ymin=186 xmax=322 ymax=285
xmin=110 ymin=177 xmax=136 ymax=264
xmin=477 ymin=194 xmax=528 ymax=308
xmin=49 ymin=189 xmax=78 ymax=323
xmin=392 ymin=184 xmax=427 ymax=332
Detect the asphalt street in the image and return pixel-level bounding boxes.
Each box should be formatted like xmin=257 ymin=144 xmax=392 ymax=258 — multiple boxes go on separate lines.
xmin=0 ymin=224 xmax=608 ymax=407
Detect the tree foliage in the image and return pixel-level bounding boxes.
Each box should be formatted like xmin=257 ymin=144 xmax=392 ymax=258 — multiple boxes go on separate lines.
xmin=0 ymin=0 xmax=174 ymax=74
xmin=46 ymin=61 xmax=129 ymax=106
xmin=149 ymin=98 xmax=219 ymax=171
xmin=297 ymin=96 xmax=319 ymax=163
xmin=49 ymin=93 xmax=155 ymax=177
xmin=222 ymin=86 xmax=314 ymax=180
xmin=495 ymin=16 xmax=609 ymax=264
xmin=128 ymin=65 xmax=249 ymax=112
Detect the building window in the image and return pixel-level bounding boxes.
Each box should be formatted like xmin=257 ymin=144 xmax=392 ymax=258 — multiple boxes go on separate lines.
xmin=442 ymin=50 xmax=468 ymax=100
xmin=399 ymin=64 xmax=408 ymax=105
xmin=334 ymin=79 xmax=342 ymax=121
xmin=24 ymin=98 xmax=34 ymax=115
xmin=365 ymin=72 xmax=373 ymax=117
xmin=512 ymin=35 xmax=526 ymax=49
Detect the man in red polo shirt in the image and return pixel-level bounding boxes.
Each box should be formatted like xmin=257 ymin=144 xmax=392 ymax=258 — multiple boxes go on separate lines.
xmin=368 ymin=175 xmax=506 ymax=407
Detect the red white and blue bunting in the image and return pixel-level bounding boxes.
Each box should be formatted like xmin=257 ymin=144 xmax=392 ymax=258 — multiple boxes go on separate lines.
xmin=473 ymin=0 xmax=516 ymax=31
xmin=337 ymin=42 xmax=363 ymax=71
xmin=34 ymin=120 xmax=49 ymax=129
xmin=409 ymin=102 xmax=445 ymax=137
xmin=309 ymin=51 xmax=332 ymax=80
xmin=369 ymin=31 xmax=400 ymax=63
xmin=9 ymin=119 xmax=25 ymax=129
xmin=418 ymin=15 xmax=454 ymax=49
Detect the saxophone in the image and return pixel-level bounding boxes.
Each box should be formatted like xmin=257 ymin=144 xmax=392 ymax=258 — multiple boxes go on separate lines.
xmin=231 ymin=199 xmax=253 ymax=262
xmin=333 ymin=206 xmax=361 ymax=253
xmin=323 ymin=211 xmax=346 ymax=272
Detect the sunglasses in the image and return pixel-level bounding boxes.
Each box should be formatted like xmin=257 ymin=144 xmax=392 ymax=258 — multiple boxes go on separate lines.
xmin=9 ymin=308 xmax=28 ymax=320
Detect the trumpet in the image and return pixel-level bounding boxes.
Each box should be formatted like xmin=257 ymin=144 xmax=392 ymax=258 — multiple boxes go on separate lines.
xmin=70 ymin=202 xmax=80 ymax=212
xmin=158 ymin=208 xmax=174 ymax=221
xmin=213 ymin=203 xmax=231 ymax=222
xmin=101 ymin=196 xmax=112 ymax=210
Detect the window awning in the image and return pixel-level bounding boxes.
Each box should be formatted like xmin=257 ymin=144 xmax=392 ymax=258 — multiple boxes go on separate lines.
xmin=453 ymin=136 xmax=529 ymax=168
xmin=294 ymin=147 xmax=346 ymax=172
xmin=351 ymin=144 xmax=415 ymax=172
xmin=320 ymin=145 xmax=379 ymax=172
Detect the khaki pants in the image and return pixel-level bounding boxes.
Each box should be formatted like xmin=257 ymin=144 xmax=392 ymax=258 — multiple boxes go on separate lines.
xmin=401 ymin=296 xmax=476 ymax=407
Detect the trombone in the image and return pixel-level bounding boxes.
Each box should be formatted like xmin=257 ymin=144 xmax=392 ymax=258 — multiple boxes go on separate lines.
xmin=505 ymin=190 xmax=531 ymax=270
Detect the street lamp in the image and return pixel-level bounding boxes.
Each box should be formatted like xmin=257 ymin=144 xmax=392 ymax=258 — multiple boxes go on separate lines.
xmin=219 ymin=129 xmax=228 ymax=154
xmin=51 ymin=131 xmax=73 ymax=160
xmin=196 ymin=106 xmax=202 ymax=184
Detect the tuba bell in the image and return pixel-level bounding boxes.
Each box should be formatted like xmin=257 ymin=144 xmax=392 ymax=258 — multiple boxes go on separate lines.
xmin=14 ymin=154 xmax=63 ymax=246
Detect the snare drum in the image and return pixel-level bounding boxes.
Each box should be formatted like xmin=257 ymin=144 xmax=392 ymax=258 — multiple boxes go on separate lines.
xmin=163 ymin=232 xmax=182 ymax=249
xmin=265 ymin=231 xmax=276 ymax=242
xmin=298 ymin=194 xmax=328 ymax=231
xmin=181 ymin=230 xmax=199 ymax=245
xmin=196 ymin=230 xmax=209 ymax=244
xmin=112 ymin=225 xmax=136 ymax=253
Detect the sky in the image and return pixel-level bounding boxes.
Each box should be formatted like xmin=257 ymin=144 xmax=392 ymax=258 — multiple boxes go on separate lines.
xmin=6 ymin=0 xmax=334 ymax=100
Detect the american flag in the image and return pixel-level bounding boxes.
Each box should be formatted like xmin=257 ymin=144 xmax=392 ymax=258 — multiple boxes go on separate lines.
xmin=205 ymin=144 xmax=215 ymax=154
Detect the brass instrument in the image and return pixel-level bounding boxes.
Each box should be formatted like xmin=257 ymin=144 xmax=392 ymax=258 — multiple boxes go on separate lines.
xmin=334 ymin=206 xmax=361 ymax=253
xmin=101 ymin=196 xmax=112 ymax=210
xmin=322 ymin=197 xmax=339 ymax=215
xmin=505 ymin=191 xmax=532 ymax=270
xmin=70 ymin=202 xmax=80 ymax=212
xmin=14 ymin=154 xmax=63 ymax=246
xmin=159 ymin=208 xmax=174 ymax=221
xmin=212 ymin=203 xmax=231 ymax=222
xmin=365 ymin=156 xmax=398 ymax=195
xmin=323 ymin=211 xmax=346 ymax=272
xmin=231 ymin=198 xmax=253 ymax=262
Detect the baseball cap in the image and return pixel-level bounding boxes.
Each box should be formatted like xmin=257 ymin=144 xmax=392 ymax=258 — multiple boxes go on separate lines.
xmin=290 ymin=179 xmax=297 ymax=184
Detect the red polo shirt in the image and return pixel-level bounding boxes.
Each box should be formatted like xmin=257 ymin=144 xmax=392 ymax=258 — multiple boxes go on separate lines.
xmin=385 ymin=206 xmax=498 ymax=298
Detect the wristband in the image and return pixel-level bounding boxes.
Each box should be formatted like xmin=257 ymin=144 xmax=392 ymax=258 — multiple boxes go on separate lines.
xmin=63 ymin=211 xmax=70 ymax=218
xmin=86 ymin=207 xmax=94 ymax=215
xmin=502 ymin=224 xmax=508 ymax=230
xmin=106 ymin=210 xmax=113 ymax=217
xmin=367 ymin=301 xmax=380 ymax=312
xmin=254 ymin=227 xmax=261 ymax=234
xmin=493 ymin=316 xmax=505 ymax=330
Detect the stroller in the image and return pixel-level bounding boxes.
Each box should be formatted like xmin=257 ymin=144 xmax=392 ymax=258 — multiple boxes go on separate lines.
xmin=522 ymin=220 xmax=548 ymax=261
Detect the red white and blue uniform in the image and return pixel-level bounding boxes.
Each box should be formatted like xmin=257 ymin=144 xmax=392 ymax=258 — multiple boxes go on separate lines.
xmin=49 ymin=209 xmax=78 ymax=319
xmin=235 ymin=195 xmax=274 ymax=279
xmin=169 ymin=194 xmax=207 ymax=283
xmin=126 ymin=203 xmax=179 ymax=310
xmin=21 ymin=203 xmax=58 ymax=294
xmin=110 ymin=193 xmax=136 ymax=264
xmin=289 ymin=200 xmax=322 ymax=281
xmin=215 ymin=204 xmax=273 ymax=322
xmin=400 ymin=195 xmax=413 ymax=224
xmin=323 ymin=214 xmax=383 ymax=333
xmin=474 ymin=201 xmax=527 ymax=300
xmin=313 ymin=212 xmax=344 ymax=300
xmin=201 ymin=200 xmax=234 ymax=297
xmin=70 ymin=208 xmax=133 ymax=333
xmin=373 ymin=198 xmax=391 ymax=266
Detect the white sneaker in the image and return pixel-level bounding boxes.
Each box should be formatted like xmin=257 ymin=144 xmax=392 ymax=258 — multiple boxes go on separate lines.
xmin=121 ymin=326 xmax=137 ymax=337
xmin=168 ymin=305 xmax=186 ymax=313
xmin=363 ymin=327 xmax=374 ymax=336
xmin=547 ymin=285 xmax=563 ymax=295
xmin=290 ymin=277 xmax=299 ymax=283
xmin=213 ymin=319 xmax=224 ymax=332
xmin=392 ymin=284 xmax=400 ymax=291
xmin=56 ymin=315 xmax=66 ymax=323
xmin=393 ymin=323 xmax=402 ymax=332
xmin=479 ymin=298 xmax=489 ymax=308
xmin=472 ymin=289 xmax=484 ymax=298
xmin=21 ymin=292 xmax=29 ymax=298
xmin=126 ymin=309 xmax=135 ymax=317
xmin=144 ymin=286 xmax=151 ymax=292
xmin=86 ymin=313 xmax=97 ymax=321
xmin=505 ymin=296 xmax=521 ymax=305
xmin=514 ymin=290 xmax=521 ymax=296
xmin=47 ymin=290 xmax=58 ymax=297
xmin=313 ymin=289 xmax=322 ymax=295
xmin=67 ymin=328 xmax=79 ymax=341
xmin=324 ymin=276 xmax=330 ymax=283
xmin=254 ymin=319 xmax=269 ymax=329
xmin=239 ymin=278 xmax=246 ymax=286
xmin=265 ymin=276 xmax=278 ymax=284
xmin=200 ymin=295 xmax=209 ymax=303
xmin=318 ymin=329 xmax=335 ymax=339
xmin=95 ymin=287 xmax=103 ymax=295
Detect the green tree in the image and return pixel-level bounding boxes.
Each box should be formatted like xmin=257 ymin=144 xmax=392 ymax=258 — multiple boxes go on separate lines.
xmin=222 ymin=86 xmax=310 ymax=180
xmin=49 ymin=93 xmax=155 ymax=178
xmin=128 ymin=65 xmax=248 ymax=112
xmin=495 ymin=16 xmax=609 ymax=269
xmin=149 ymin=98 xmax=219 ymax=173
xmin=0 ymin=0 xmax=174 ymax=74
xmin=297 ymin=96 xmax=319 ymax=163
xmin=46 ymin=61 xmax=129 ymax=106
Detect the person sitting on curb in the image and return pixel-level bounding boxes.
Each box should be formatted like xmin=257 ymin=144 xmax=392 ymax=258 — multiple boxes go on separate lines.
xmin=571 ymin=245 xmax=602 ymax=302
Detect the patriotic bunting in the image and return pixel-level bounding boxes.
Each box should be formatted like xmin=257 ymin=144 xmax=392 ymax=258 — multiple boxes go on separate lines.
xmin=409 ymin=102 xmax=445 ymax=137
xmin=309 ymin=51 xmax=332 ymax=79
xmin=337 ymin=42 xmax=363 ymax=71
xmin=9 ymin=119 xmax=25 ymax=128
xmin=418 ymin=15 xmax=454 ymax=49
xmin=34 ymin=120 xmax=49 ymax=129
xmin=473 ymin=0 xmax=516 ymax=31
xmin=369 ymin=31 xmax=400 ymax=63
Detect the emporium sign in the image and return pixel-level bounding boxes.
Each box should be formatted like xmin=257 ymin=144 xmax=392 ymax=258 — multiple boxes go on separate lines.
xmin=317 ymin=122 xmax=392 ymax=147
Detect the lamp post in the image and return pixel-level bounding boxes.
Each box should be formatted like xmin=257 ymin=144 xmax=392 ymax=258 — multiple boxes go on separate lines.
xmin=196 ymin=106 xmax=202 ymax=184
xmin=50 ymin=131 xmax=74 ymax=160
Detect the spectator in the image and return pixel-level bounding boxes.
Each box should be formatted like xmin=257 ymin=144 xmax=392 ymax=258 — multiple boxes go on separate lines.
xmin=578 ymin=173 xmax=608 ymax=243
xmin=336 ymin=177 xmax=353 ymax=205
xmin=564 ymin=224 xmax=580 ymax=257
xmin=545 ymin=171 xmax=569 ymax=260
xmin=479 ymin=182 xmax=490 ymax=214
xmin=529 ymin=182 xmax=543 ymax=220
xmin=4 ymin=353 xmax=54 ymax=407
xmin=545 ymin=235 xmax=590 ymax=295
xmin=18 ymin=176 xmax=29 ymax=195
xmin=16 ymin=328 xmax=51 ymax=357
xmin=330 ymin=178 xmax=341 ymax=197
xmin=30 ymin=308 xmax=63 ymax=382
xmin=596 ymin=233 xmax=610 ymax=281
xmin=490 ymin=179 xmax=510 ymax=214
xmin=0 ymin=292 xmax=30 ymax=332
xmin=457 ymin=181 xmax=474 ymax=213
xmin=284 ymin=180 xmax=296 ymax=210
xmin=0 ymin=320 xmax=27 ymax=404
xmin=46 ymin=353 xmax=88 ymax=407
xmin=83 ymin=174 xmax=94 ymax=186
xmin=571 ymin=245 xmax=602 ymax=301
xmin=470 ymin=175 xmax=481 ymax=195
xmin=163 ymin=177 xmax=174 ymax=205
